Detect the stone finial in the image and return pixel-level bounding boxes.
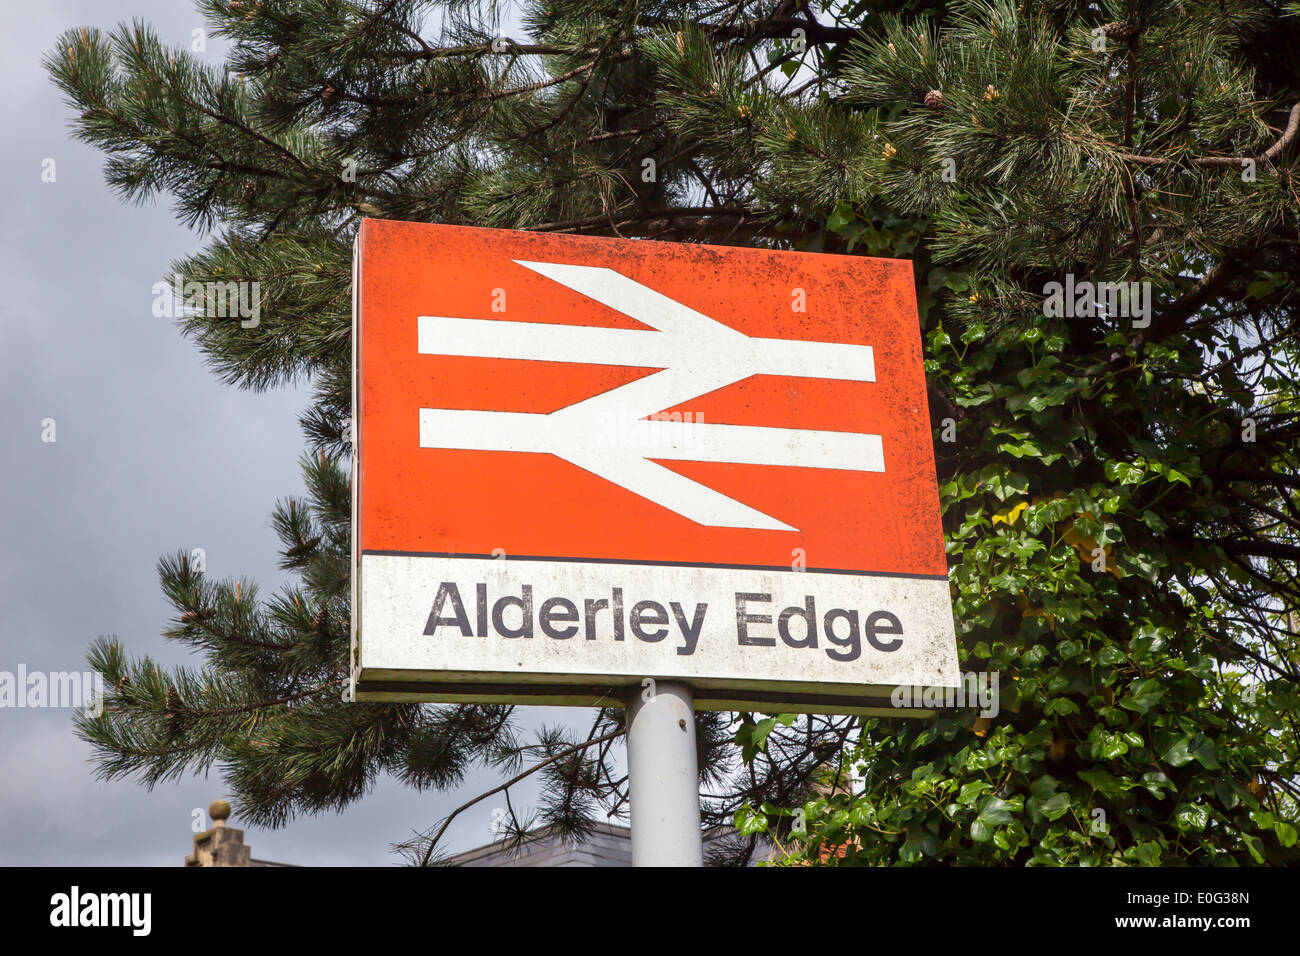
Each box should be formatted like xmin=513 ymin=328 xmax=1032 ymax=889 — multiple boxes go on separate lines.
xmin=186 ymin=799 xmax=250 ymax=866
xmin=209 ymin=799 xmax=232 ymax=826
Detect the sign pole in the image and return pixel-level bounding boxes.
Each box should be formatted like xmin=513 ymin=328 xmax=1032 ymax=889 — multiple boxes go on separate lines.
xmin=625 ymin=680 xmax=704 ymax=867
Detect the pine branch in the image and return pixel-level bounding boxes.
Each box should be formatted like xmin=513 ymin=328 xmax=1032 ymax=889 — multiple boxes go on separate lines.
xmin=1116 ymin=102 xmax=1300 ymax=167
xmin=409 ymin=728 xmax=625 ymax=866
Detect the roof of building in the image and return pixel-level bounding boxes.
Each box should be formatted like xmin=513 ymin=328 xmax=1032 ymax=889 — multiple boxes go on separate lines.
xmin=440 ymin=821 xmax=770 ymax=867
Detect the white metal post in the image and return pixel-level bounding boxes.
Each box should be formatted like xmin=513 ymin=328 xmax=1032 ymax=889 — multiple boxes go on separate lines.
xmin=625 ymin=680 xmax=704 ymax=866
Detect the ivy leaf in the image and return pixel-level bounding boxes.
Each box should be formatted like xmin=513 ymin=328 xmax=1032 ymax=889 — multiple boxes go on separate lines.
xmin=1077 ymin=770 xmax=1131 ymax=797
xmin=1276 ymin=822 xmax=1297 ymax=848
xmin=1153 ymin=463 xmax=1192 ymax=487
xmin=1097 ymin=646 xmax=1127 ymax=666
xmin=826 ymin=200 xmax=855 ymax=234
xmin=1161 ymin=736 xmax=1196 ymax=767
xmin=1044 ymin=697 xmax=1080 ymax=716
xmin=1242 ymin=833 xmax=1265 ymax=864
xmin=1040 ymin=792 xmax=1072 ymax=821
xmin=900 ymin=826 xmax=939 ymax=861
xmin=1119 ymin=679 xmax=1165 ymax=715
xmin=1104 ymin=461 xmax=1146 ymax=485
xmin=1214 ymin=779 xmax=1241 ymax=810
xmin=958 ymin=781 xmax=991 ymax=805
xmin=992 ymin=501 xmax=1029 ymax=525
xmin=976 ymin=795 xmax=1020 ymax=827
xmin=1190 ymin=735 xmax=1221 ymax=770
xmin=1173 ymin=803 xmax=1209 ymax=832
xmin=1029 ymin=774 xmax=1060 ymax=799
xmin=734 ymin=717 xmax=776 ymax=763
xmin=1141 ymin=770 xmax=1172 ymax=797
xmin=735 ymin=803 xmax=769 ymax=835
xmin=1093 ymin=733 xmax=1130 ymax=760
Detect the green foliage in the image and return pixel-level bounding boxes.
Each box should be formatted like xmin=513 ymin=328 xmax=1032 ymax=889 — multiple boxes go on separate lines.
xmin=779 ymin=307 xmax=1300 ymax=864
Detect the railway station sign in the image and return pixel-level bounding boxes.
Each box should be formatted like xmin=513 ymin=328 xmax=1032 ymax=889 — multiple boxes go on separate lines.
xmin=350 ymin=219 xmax=959 ymax=713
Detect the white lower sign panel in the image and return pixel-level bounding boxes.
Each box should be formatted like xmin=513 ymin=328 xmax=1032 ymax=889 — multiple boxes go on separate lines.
xmin=353 ymin=554 xmax=960 ymax=714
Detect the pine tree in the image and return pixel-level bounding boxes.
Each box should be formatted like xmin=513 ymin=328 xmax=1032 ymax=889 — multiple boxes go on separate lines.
xmin=48 ymin=0 xmax=889 ymax=864
xmin=48 ymin=0 xmax=1300 ymax=864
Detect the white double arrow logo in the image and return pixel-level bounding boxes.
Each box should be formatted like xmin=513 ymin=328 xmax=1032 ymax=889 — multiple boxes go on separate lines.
xmin=418 ymin=260 xmax=883 ymax=531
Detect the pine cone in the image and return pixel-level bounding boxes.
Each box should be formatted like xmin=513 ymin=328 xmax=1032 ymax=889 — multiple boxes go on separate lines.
xmin=1102 ymin=22 xmax=1138 ymax=43
xmin=314 ymin=605 xmax=329 ymax=636
xmin=924 ymin=90 xmax=944 ymax=112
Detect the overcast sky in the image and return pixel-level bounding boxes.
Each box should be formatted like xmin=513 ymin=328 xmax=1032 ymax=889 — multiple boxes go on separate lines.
xmin=0 ymin=0 xmax=569 ymax=866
